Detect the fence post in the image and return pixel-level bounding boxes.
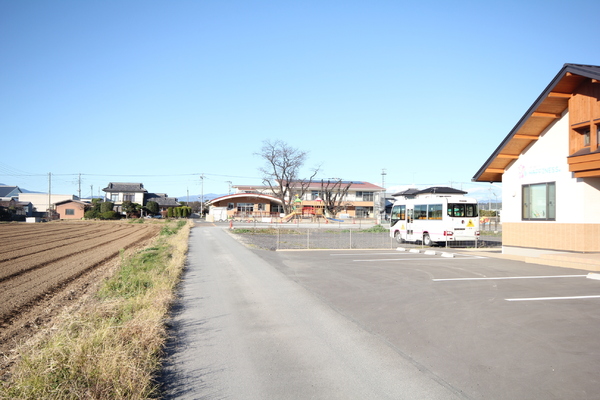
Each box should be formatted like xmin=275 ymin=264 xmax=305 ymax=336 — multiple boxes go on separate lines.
xmin=349 ymin=228 xmax=352 ymax=249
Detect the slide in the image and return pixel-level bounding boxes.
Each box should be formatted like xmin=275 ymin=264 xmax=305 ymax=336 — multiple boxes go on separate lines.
xmin=281 ymin=211 xmax=300 ymax=222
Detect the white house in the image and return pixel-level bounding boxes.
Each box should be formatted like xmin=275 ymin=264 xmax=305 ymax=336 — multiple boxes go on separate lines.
xmin=473 ymin=63 xmax=600 ymax=254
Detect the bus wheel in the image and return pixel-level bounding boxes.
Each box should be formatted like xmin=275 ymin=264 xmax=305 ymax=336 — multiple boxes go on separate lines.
xmin=394 ymin=231 xmax=403 ymax=243
xmin=423 ymin=233 xmax=432 ymax=246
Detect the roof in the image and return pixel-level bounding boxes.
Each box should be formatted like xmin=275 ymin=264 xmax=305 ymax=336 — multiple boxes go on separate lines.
xmin=415 ymin=186 xmax=467 ymax=195
xmin=392 ymin=188 xmax=421 ymax=197
xmin=234 ymin=180 xmax=385 ymax=191
xmin=473 ymin=63 xmax=600 ymax=183
xmin=207 ymin=193 xmax=283 ymax=205
xmin=145 ymin=193 xmax=180 ymax=207
xmin=54 ymin=199 xmax=89 ymax=206
xmin=393 ymin=187 xmax=467 ymax=197
xmin=102 ymin=182 xmax=147 ymax=193
xmin=0 ymin=185 xmax=21 ymax=197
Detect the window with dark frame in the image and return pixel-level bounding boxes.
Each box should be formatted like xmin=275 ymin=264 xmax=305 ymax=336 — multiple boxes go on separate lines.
xmin=522 ymin=182 xmax=556 ymax=220
xmin=65 ymin=209 xmax=75 ymax=215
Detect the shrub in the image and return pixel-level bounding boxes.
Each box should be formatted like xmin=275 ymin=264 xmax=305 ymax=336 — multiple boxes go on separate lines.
xmin=101 ymin=201 xmax=115 ymax=213
xmin=100 ymin=211 xmax=120 ymax=220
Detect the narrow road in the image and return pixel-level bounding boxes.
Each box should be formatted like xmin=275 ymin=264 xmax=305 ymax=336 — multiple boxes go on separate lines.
xmin=161 ymin=225 xmax=466 ymax=399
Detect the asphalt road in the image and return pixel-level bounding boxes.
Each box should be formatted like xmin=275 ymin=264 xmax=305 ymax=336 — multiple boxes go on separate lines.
xmin=161 ymin=225 xmax=465 ymax=399
xmin=162 ymin=224 xmax=600 ymax=399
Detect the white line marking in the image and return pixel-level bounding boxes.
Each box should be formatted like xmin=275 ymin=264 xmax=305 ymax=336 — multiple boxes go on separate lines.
xmin=330 ymin=253 xmax=407 ymax=256
xmin=433 ymin=275 xmax=586 ymax=282
xmin=506 ymin=295 xmax=600 ymax=302
xmin=353 ymin=257 xmax=475 ymax=262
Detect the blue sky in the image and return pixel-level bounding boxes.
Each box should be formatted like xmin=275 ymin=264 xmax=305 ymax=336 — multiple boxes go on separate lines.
xmin=2 ymin=0 xmax=599 ymax=202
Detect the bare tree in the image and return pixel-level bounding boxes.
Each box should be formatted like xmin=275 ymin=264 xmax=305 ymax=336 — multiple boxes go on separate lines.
xmin=320 ymin=179 xmax=352 ymax=218
xmin=256 ymin=140 xmax=318 ymax=214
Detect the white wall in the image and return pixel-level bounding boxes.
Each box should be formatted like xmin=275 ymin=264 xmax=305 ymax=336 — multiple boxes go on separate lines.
xmin=502 ymin=112 xmax=600 ymax=224
xmin=19 ymin=193 xmax=78 ymax=213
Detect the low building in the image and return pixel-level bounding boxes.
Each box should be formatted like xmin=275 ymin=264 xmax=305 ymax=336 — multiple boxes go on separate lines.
xmin=473 ymin=63 xmax=600 ymax=254
xmin=0 ymin=185 xmax=22 ymax=200
xmin=54 ymin=199 xmax=89 ymax=220
xmin=208 ymin=180 xmax=386 ymax=221
xmin=19 ymin=193 xmax=80 ymax=217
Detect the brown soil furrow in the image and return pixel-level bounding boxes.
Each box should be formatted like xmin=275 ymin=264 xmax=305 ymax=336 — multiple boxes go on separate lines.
xmin=0 ymin=224 xmax=90 ymax=241
xmin=0 ymin=225 xmax=129 ymax=263
xmin=0 ymin=225 xmax=153 ymax=282
xmin=0 ymin=225 xmax=160 ymax=327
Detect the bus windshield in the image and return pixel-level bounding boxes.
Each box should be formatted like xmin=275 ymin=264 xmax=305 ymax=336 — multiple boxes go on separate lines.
xmin=447 ymin=203 xmax=478 ymax=218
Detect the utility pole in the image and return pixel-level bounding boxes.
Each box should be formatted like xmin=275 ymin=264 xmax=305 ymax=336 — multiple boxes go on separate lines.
xmin=200 ymin=174 xmax=205 ymax=218
xmin=227 ymin=181 xmax=232 ymax=194
xmin=48 ymin=172 xmax=52 ymax=216
xmin=78 ymin=173 xmax=81 ymax=199
xmin=381 ymin=168 xmax=387 ymax=188
xmin=91 ymin=185 xmax=93 ymax=199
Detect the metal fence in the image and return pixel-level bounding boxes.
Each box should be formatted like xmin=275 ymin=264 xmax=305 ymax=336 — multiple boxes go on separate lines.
xmin=231 ymin=226 xmax=501 ymax=251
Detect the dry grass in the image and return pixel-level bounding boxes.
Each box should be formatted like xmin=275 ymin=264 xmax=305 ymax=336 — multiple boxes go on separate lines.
xmin=0 ymin=220 xmax=191 ymax=400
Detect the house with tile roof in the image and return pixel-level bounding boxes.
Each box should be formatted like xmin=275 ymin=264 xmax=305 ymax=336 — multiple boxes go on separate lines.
xmin=473 ymin=63 xmax=600 ymax=254
xmin=102 ymin=182 xmax=180 ymax=216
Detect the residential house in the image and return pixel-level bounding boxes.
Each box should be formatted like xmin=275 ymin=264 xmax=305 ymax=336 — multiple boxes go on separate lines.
xmin=0 ymin=185 xmax=22 ymax=200
xmin=55 ymin=199 xmax=89 ymax=220
xmin=19 ymin=193 xmax=79 ymax=217
xmin=145 ymin=193 xmax=182 ymax=216
xmin=0 ymin=198 xmax=33 ymax=220
xmin=102 ymin=183 xmax=180 ymax=216
xmin=473 ymin=63 xmax=600 ymax=254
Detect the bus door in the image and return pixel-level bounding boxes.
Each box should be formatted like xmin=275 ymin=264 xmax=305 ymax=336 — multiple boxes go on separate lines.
xmin=405 ymin=207 xmax=414 ymax=242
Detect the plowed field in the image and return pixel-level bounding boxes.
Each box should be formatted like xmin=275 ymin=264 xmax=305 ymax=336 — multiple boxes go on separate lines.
xmin=0 ymin=221 xmax=161 ymax=371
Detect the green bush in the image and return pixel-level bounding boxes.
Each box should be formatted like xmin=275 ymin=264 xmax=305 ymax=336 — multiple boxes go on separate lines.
xmin=101 ymin=201 xmax=115 ymax=213
xmin=100 ymin=211 xmax=120 ymax=220
xmin=84 ymin=210 xmax=99 ymax=219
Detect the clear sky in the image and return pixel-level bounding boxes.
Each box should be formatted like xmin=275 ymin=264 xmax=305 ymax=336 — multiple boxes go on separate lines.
xmin=2 ymin=0 xmax=599 ymax=203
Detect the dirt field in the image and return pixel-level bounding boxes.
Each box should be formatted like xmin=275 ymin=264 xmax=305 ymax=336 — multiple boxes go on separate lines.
xmin=0 ymin=221 xmax=162 ymax=374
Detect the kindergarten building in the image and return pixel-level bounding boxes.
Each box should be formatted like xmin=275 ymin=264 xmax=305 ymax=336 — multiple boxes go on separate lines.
xmin=206 ymin=181 xmax=385 ymax=222
xmin=473 ymin=63 xmax=600 ymax=254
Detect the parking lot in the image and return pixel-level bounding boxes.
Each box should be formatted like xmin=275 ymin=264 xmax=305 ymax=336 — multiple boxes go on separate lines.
xmin=260 ymin=247 xmax=600 ymax=399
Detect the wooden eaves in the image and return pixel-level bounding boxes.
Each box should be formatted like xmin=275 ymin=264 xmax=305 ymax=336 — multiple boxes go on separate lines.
xmin=472 ymin=63 xmax=600 ymax=183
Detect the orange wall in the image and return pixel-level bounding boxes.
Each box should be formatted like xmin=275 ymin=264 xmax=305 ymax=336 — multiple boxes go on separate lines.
xmin=504 ymin=222 xmax=600 ymax=252
xmin=56 ymin=203 xmax=86 ymax=219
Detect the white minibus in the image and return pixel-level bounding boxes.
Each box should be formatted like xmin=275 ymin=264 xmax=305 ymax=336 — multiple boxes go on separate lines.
xmin=389 ymin=188 xmax=480 ymax=246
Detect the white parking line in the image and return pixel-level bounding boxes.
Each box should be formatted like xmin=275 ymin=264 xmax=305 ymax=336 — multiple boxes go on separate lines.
xmin=353 ymin=257 xmax=477 ymax=262
xmin=433 ymin=274 xmax=587 ymax=282
xmin=506 ymin=295 xmax=600 ymax=302
xmin=330 ymin=253 xmax=405 ymax=256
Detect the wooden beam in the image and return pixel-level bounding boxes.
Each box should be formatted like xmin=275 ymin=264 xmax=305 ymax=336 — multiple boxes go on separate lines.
xmin=486 ymin=168 xmax=504 ymax=174
xmin=497 ymin=154 xmax=519 ymax=159
xmin=532 ymin=111 xmax=561 ymax=118
xmin=574 ymin=170 xmax=600 ymax=178
xmin=592 ymin=79 xmax=600 ymax=84
xmin=513 ymin=134 xmax=539 ymax=140
xmin=548 ymin=92 xmax=571 ymax=98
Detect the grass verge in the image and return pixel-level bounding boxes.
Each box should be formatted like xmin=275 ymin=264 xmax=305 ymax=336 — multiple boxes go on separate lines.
xmin=0 ymin=220 xmax=191 ymax=400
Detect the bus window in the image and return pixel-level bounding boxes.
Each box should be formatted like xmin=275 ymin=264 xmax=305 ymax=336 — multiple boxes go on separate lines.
xmin=448 ymin=203 xmax=478 ymax=218
xmin=390 ymin=204 xmax=405 ymax=225
xmin=428 ymin=204 xmax=443 ymax=220
xmin=465 ymin=204 xmax=478 ymax=217
xmin=414 ymin=205 xmax=427 ymax=219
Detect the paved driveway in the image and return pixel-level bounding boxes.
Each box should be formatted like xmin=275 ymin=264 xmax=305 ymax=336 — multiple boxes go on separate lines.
xmin=163 ymin=225 xmax=600 ymax=399
xmin=263 ymin=248 xmax=600 ymax=399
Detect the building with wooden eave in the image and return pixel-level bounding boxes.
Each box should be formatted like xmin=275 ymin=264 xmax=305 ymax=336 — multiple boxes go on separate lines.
xmin=473 ymin=63 xmax=600 ymax=254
